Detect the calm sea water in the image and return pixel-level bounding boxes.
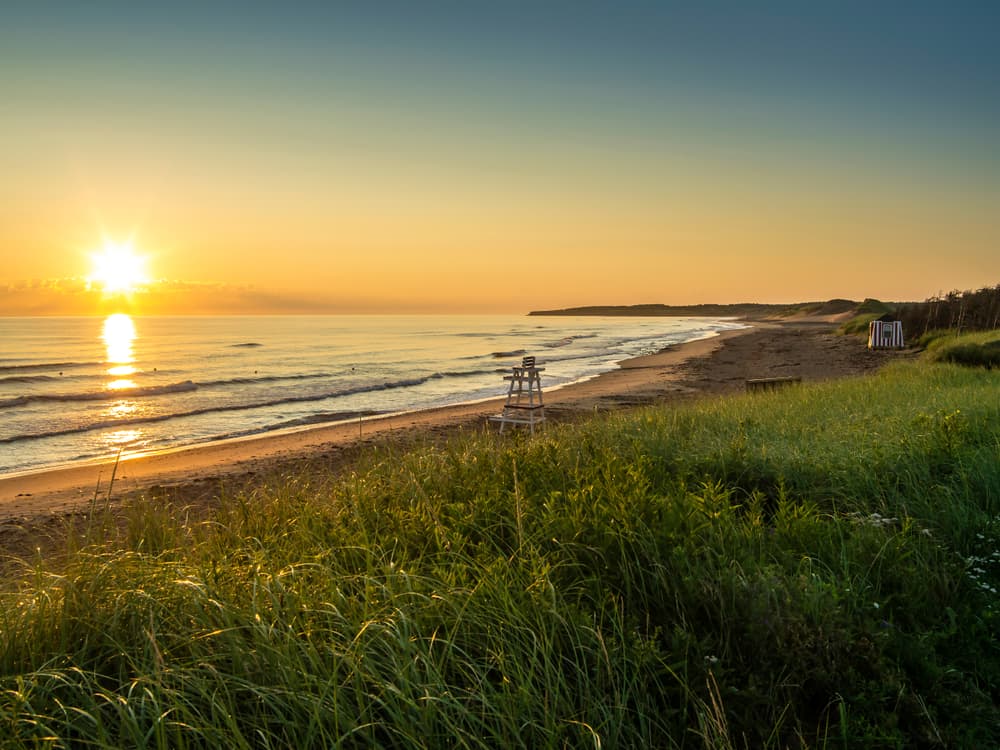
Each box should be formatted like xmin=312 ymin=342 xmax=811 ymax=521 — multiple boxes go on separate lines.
xmin=0 ymin=315 xmax=744 ymax=475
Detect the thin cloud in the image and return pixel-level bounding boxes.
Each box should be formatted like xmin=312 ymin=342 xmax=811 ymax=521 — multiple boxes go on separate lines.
xmin=0 ymin=277 xmax=346 ymax=315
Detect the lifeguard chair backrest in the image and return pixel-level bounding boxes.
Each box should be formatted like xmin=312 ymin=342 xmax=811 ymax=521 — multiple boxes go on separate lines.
xmin=521 ymin=355 xmax=536 ymax=369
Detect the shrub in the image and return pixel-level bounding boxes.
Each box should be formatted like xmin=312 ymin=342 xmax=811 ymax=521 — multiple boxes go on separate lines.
xmin=925 ymin=330 xmax=1000 ymax=369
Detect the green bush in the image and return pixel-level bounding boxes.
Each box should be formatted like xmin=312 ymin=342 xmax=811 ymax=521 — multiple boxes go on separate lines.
xmin=924 ymin=330 xmax=1000 ymax=369
xmin=916 ymin=328 xmax=955 ymax=349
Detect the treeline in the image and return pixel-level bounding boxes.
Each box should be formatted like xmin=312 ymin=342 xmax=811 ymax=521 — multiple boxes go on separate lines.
xmin=895 ymin=284 xmax=1000 ymax=335
xmin=528 ymin=302 xmax=792 ymax=317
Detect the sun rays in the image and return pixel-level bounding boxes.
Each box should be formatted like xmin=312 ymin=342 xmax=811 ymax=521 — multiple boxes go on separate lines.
xmin=88 ymin=238 xmax=149 ymax=295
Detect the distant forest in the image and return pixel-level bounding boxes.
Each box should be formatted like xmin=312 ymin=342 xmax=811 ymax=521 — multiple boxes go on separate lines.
xmin=895 ymin=284 xmax=1000 ymax=335
xmin=527 ymin=300 xmax=861 ymax=318
xmin=527 ymin=303 xmax=792 ymax=318
xmin=529 ymin=285 xmax=1000 ymax=335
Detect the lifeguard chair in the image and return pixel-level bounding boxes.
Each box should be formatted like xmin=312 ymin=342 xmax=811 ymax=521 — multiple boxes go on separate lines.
xmin=489 ymin=355 xmax=546 ymax=434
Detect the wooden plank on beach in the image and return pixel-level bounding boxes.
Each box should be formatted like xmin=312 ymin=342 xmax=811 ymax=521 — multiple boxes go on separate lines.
xmin=746 ymin=376 xmax=801 ymax=392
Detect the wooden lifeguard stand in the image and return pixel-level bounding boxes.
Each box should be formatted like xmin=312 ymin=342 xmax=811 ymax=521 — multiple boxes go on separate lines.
xmin=489 ymin=355 xmax=546 ymax=434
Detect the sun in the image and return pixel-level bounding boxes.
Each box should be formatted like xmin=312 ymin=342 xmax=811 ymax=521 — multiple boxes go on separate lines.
xmin=88 ymin=239 xmax=149 ymax=294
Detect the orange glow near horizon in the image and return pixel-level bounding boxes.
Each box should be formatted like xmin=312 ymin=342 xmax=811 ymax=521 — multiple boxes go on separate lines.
xmin=2 ymin=6 xmax=998 ymax=316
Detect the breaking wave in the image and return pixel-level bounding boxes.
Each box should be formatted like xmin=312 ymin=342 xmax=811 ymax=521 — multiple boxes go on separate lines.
xmin=0 ymin=381 xmax=198 ymax=409
xmin=0 ymin=361 xmax=97 ymax=373
xmin=0 ymin=374 xmax=458 ymax=443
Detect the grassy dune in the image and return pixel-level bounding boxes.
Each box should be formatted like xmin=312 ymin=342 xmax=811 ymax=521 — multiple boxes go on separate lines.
xmin=1 ymin=361 xmax=998 ymax=748
xmin=922 ymin=329 xmax=1000 ymax=369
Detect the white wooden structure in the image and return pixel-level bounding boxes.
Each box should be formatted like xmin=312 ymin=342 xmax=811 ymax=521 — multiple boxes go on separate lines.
xmin=489 ymin=355 xmax=546 ymax=434
xmin=868 ymin=320 xmax=904 ymax=349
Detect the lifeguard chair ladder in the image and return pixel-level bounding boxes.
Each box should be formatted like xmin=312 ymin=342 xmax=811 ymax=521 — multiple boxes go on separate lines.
xmin=489 ymin=355 xmax=546 ymax=434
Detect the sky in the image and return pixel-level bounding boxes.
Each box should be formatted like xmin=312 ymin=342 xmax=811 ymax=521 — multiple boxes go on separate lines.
xmin=2 ymin=1 xmax=998 ymax=314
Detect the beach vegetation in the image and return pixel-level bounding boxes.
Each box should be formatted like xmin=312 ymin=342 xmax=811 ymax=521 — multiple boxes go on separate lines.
xmin=0 ymin=361 xmax=998 ymax=747
xmin=836 ymin=300 xmax=897 ymax=337
xmin=840 ymin=285 xmax=1000 ymax=341
xmin=922 ymin=329 xmax=1000 ymax=369
xmin=834 ymin=300 xmax=897 ymax=337
xmin=896 ymin=284 xmax=1000 ymax=337
xmin=773 ymin=298 xmax=858 ymax=318
xmin=854 ymin=298 xmax=894 ymax=316
xmin=837 ymin=313 xmax=882 ymax=336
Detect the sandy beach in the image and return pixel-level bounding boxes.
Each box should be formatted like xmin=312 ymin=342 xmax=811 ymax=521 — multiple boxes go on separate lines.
xmin=0 ymin=320 xmax=911 ymax=554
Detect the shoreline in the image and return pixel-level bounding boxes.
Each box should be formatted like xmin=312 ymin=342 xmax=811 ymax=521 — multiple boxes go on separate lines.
xmin=0 ymin=319 xmax=910 ymax=528
xmin=0 ymin=320 xmax=743 ymax=480
xmin=0 ymin=328 xmax=748 ymax=520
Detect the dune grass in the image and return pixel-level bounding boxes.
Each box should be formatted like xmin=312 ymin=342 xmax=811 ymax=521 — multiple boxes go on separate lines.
xmin=921 ymin=329 xmax=1000 ymax=369
xmin=1 ymin=361 xmax=998 ymax=748
xmin=837 ymin=314 xmax=879 ymax=337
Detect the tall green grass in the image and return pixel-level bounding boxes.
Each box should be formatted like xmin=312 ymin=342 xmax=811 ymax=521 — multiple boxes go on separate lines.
xmin=922 ymin=329 xmax=1000 ymax=369
xmin=1 ymin=361 xmax=998 ymax=748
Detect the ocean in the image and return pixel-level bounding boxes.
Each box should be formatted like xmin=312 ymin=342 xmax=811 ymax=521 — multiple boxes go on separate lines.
xmin=0 ymin=315 xmax=744 ymax=476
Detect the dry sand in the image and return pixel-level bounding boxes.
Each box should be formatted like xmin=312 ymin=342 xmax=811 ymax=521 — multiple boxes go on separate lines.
xmin=0 ymin=321 xmax=914 ymax=557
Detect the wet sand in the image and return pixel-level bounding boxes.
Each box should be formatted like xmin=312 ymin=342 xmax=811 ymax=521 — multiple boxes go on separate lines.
xmin=0 ymin=321 xmax=912 ymax=556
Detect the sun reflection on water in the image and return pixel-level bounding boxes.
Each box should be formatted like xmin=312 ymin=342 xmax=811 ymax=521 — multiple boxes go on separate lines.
xmin=102 ymin=428 xmax=143 ymax=448
xmin=105 ymin=401 xmax=138 ymax=419
xmin=103 ymin=313 xmax=137 ymax=389
xmin=99 ymin=315 xmax=147 ymax=450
